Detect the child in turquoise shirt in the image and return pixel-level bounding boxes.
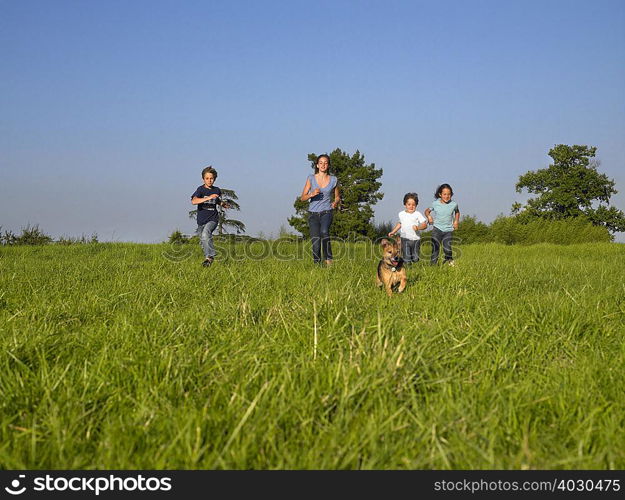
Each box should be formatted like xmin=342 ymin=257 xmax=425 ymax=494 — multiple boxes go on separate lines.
xmin=425 ymin=183 xmax=460 ymax=266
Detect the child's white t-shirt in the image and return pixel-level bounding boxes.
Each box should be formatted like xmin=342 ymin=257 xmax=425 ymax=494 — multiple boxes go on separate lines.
xmin=398 ymin=210 xmax=427 ymax=240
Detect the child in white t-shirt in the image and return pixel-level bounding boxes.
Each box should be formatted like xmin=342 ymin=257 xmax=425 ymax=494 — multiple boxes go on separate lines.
xmin=388 ymin=193 xmax=428 ymax=263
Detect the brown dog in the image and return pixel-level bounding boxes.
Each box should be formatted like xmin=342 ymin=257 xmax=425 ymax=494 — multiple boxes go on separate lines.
xmin=376 ymin=236 xmax=407 ymax=296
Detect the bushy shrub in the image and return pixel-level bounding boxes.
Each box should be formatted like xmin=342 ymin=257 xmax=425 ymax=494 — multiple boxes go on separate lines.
xmin=0 ymin=227 xmax=18 ymax=245
xmin=56 ymin=233 xmax=99 ymax=245
xmin=523 ymin=218 xmax=611 ymax=244
xmin=1 ymin=225 xmax=53 ymax=245
xmin=168 ymin=229 xmax=190 ymax=245
xmin=489 ymin=216 xmax=523 ymax=245
xmin=455 ymin=215 xmax=491 ymax=244
xmin=488 ymin=216 xmax=611 ymax=245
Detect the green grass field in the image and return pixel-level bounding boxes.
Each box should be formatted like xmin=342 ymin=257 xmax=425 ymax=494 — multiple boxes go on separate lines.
xmin=1 ymin=241 xmax=624 ymax=469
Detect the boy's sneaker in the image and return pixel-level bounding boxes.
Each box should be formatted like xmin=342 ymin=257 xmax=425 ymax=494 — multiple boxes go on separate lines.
xmin=447 ymin=260 xmax=455 ymax=267
xmin=202 ymin=257 xmax=213 ymax=267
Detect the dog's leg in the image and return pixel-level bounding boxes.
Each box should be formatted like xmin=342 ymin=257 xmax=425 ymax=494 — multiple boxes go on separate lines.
xmin=376 ymin=274 xmax=383 ymax=288
xmin=384 ymin=278 xmax=394 ymax=297
xmin=398 ymin=274 xmax=407 ymax=293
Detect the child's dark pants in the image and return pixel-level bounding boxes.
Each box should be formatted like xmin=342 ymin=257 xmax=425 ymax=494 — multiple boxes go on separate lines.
xmin=400 ymin=237 xmax=421 ymax=263
xmin=308 ymin=210 xmax=333 ymax=263
xmin=430 ymin=227 xmax=453 ymax=264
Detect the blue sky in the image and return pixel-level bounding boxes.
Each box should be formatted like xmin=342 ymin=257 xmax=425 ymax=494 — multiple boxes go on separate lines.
xmin=2 ymin=0 xmax=624 ymax=242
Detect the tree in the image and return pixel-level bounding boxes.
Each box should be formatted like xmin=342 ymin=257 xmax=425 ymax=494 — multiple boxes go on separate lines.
xmin=189 ymin=188 xmax=246 ymax=235
xmin=288 ymin=148 xmax=383 ymax=239
xmin=512 ymin=144 xmax=625 ymax=234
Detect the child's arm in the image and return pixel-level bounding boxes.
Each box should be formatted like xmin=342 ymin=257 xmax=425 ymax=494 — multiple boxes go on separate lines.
xmin=331 ymin=184 xmax=341 ymax=209
xmin=388 ymin=222 xmax=401 ymax=237
xmin=453 ymin=208 xmax=460 ymax=230
xmin=413 ymin=212 xmax=428 ymax=231
xmin=424 ymin=208 xmax=434 ymax=225
xmin=191 ymin=194 xmax=219 ymax=205
xmin=300 ymin=177 xmax=320 ymax=201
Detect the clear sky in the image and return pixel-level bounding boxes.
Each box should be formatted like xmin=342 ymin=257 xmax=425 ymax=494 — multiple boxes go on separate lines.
xmin=2 ymin=0 xmax=624 ymax=242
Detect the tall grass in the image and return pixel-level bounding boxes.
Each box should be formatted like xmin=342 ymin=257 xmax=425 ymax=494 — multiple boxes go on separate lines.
xmin=0 ymin=241 xmax=623 ymax=469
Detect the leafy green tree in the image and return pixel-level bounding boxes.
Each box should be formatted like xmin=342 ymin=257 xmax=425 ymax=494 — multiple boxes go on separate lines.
xmin=372 ymin=220 xmax=395 ymax=240
xmin=288 ymin=148 xmax=383 ymax=238
xmin=189 ymin=188 xmax=246 ymax=235
xmin=512 ymin=144 xmax=625 ymax=234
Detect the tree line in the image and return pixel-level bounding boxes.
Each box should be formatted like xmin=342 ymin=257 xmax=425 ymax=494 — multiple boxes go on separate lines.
xmin=3 ymin=144 xmax=623 ymax=245
xmin=179 ymin=143 xmax=624 ymax=244
xmin=285 ymin=144 xmax=624 ymax=239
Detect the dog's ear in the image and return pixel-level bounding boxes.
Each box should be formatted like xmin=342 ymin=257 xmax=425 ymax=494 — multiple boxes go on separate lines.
xmin=394 ymin=235 xmax=401 ymax=246
xmin=380 ymin=238 xmax=390 ymax=248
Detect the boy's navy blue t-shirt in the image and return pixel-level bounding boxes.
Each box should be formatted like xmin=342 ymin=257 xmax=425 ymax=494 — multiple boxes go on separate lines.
xmin=191 ymin=185 xmax=222 ymax=225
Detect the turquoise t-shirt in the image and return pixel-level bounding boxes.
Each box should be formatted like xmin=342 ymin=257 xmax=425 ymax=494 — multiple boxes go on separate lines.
xmin=428 ymin=199 xmax=459 ymax=232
